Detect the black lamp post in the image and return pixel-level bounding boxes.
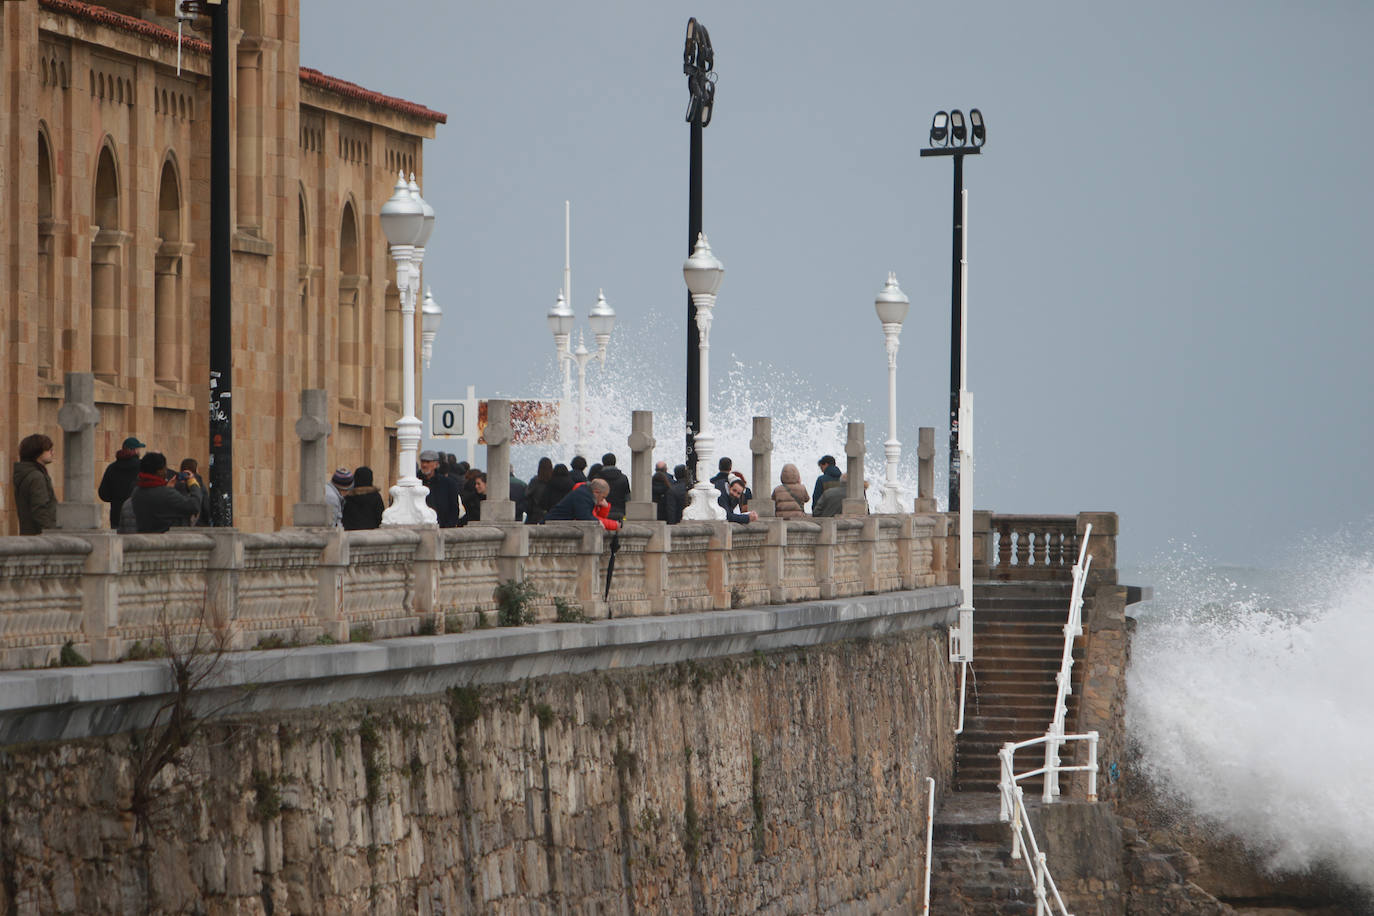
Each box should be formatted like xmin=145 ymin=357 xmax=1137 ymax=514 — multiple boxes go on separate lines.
xmin=682 ymin=17 xmax=715 ymax=479
xmin=920 ymin=108 xmax=985 ymax=512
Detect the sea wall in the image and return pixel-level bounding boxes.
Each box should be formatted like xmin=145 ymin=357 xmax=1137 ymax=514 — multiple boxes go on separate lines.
xmin=0 ymin=592 xmax=959 ymax=915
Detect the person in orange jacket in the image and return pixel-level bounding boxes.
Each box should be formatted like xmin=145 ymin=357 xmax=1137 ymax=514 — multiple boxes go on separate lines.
xmin=544 ymin=478 xmax=620 ymax=531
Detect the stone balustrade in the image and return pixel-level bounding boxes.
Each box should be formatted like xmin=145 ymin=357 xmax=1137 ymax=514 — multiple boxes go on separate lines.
xmin=0 ymin=514 xmax=951 ymax=669
xmin=973 ymin=511 xmax=1118 ymax=585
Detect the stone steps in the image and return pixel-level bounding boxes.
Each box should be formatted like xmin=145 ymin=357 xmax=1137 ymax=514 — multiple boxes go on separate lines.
xmin=930 ymin=791 xmax=1044 ymax=915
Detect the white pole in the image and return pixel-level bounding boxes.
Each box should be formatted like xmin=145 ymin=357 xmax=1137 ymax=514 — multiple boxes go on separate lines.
xmin=958 ymin=188 xmax=974 ymax=633
xmin=382 ymin=246 xmax=437 ymax=526
xmin=563 ymin=203 xmax=573 ymax=459
xmin=921 ymin=776 xmax=936 ymax=916
xmin=879 ymin=318 xmax=903 ymax=513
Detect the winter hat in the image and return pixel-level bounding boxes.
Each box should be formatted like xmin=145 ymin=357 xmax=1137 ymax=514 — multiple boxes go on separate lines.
xmin=331 ymin=467 xmax=354 ymax=488
xmin=353 ymin=466 xmax=374 ymax=488
xmin=417 ymin=449 xmax=440 ymax=462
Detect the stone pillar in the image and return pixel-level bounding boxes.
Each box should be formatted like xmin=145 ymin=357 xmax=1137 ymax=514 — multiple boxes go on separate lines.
xmin=815 ymin=518 xmax=837 ymax=600
xmin=972 ymin=509 xmax=994 ymax=579
xmin=1078 ymin=512 xmax=1119 ymax=588
xmin=498 ymin=525 xmax=529 ymax=588
xmin=763 ymin=520 xmax=787 ymax=603
xmin=707 ymin=521 xmax=732 ymax=610
xmin=55 ymin=372 xmax=103 ymax=530
xmin=315 ymin=528 xmax=349 ymax=643
xmin=644 ymin=523 xmax=669 ymax=614
xmin=913 ymin=427 xmax=937 ymax=513
xmin=841 ymin=421 xmax=868 ymax=516
xmin=205 ymin=529 xmax=243 ymax=644
xmin=573 ymin=524 xmax=606 ymax=620
xmin=293 ymin=390 xmax=333 ymax=527
xmin=79 ymin=533 xmax=123 ymax=662
xmin=483 ymin=399 xmax=515 ymax=522
xmin=413 ymin=528 xmax=443 ymax=630
xmin=859 ymin=516 xmax=880 ymax=593
xmin=749 ymin=416 xmax=774 ymax=518
xmin=896 ymin=514 xmax=917 ymax=590
xmin=625 ymin=410 xmax=657 ymax=521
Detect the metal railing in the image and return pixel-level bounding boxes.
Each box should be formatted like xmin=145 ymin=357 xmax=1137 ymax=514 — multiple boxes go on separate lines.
xmin=997 ymin=732 xmax=1100 ymax=916
xmin=1044 ymin=525 xmax=1092 ymax=800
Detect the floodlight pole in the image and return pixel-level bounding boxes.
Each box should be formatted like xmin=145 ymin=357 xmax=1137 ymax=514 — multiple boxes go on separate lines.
xmin=683 ymin=17 xmax=715 ymax=480
xmin=920 ymin=144 xmax=980 ymax=512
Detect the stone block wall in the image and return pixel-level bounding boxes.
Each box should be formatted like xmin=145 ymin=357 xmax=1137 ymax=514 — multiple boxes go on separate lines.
xmin=0 ymin=629 xmax=956 ymax=915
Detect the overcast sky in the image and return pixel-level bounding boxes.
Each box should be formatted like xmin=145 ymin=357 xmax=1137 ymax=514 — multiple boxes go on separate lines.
xmin=302 ymin=2 xmax=1373 ymax=568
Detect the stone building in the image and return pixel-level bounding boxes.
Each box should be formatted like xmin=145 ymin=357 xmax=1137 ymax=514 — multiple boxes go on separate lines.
xmin=0 ymin=0 xmax=446 ymax=533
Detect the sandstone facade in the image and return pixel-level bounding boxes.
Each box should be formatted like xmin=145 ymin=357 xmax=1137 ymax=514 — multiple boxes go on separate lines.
xmin=0 ymin=0 xmax=445 ymax=534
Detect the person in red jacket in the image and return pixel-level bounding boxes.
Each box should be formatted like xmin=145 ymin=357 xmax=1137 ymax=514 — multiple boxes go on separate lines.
xmin=544 ymin=478 xmax=619 ymax=531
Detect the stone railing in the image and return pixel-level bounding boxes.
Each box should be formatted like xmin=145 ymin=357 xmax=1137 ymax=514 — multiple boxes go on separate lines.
xmin=973 ymin=512 xmax=1117 ymax=584
xmin=0 ymin=515 xmax=951 ymax=669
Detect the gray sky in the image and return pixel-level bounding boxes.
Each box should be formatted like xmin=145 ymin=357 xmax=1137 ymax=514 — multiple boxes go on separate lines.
xmin=302 ymin=2 xmax=1374 ymax=568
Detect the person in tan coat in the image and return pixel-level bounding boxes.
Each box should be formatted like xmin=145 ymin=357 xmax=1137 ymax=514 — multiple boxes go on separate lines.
xmin=771 ymin=463 xmax=810 ymax=519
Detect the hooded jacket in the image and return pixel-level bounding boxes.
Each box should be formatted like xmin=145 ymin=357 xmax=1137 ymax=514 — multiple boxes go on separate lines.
xmin=771 ymin=464 xmax=810 ymax=519
xmin=592 ymin=465 xmax=630 ymax=521
xmin=812 ymin=464 xmax=842 ymax=515
xmin=98 ymin=451 xmax=141 ymax=528
xmin=13 ymin=460 xmax=57 ymax=535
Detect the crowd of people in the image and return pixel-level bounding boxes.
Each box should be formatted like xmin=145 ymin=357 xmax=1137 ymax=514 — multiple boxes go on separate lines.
xmin=11 ymin=433 xmax=867 ymax=537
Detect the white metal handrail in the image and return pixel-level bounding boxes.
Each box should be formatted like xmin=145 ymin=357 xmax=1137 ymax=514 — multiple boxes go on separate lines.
xmin=998 ymin=733 xmax=1100 ymax=916
xmin=1044 ymin=525 xmax=1092 ymax=801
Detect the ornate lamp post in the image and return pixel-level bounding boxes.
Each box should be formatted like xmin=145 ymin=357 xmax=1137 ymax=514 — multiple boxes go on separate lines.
xmin=380 ymin=172 xmax=437 ymax=526
xmin=682 ymin=17 xmax=716 ymax=474
xmin=421 ymin=287 xmax=442 ymax=368
xmin=681 ymin=233 xmax=726 ymax=521
xmin=874 ymin=272 xmax=910 ymax=513
xmin=548 ymin=290 xmax=614 ymax=460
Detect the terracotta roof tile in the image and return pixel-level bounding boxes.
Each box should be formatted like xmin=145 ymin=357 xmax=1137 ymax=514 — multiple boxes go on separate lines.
xmin=38 ymin=0 xmax=447 ymax=124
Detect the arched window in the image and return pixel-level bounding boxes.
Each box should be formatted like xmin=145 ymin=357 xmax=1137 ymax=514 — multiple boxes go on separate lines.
xmin=37 ymin=129 xmax=56 ymax=379
xmin=155 ymin=157 xmax=191 ymax=389
xmin=91 ymin=142 xmax=128 ymax=384
xmin=338 ymin=201 xmax=362 ymax=407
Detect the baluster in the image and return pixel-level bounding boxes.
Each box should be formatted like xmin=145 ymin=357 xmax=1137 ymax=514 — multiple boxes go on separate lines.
xmin=1012 ymin=529 xmax=1025 ymax=568
xmin=996 ymin=521 xmax=1010 ymax=570
xmin=1035 ymin=528 xmax=1050 ymax=567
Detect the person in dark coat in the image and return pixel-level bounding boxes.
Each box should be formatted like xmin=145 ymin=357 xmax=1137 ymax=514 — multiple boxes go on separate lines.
xmin=710 ymin=456 xmax=733 ymax=497
xmin=509 ymin=469 xmax=528 ymax=522
xmin=98 ymin=435 xmax=145 ymax=528
xmin=569 ymin=455 xmax=588 ymax=484
xmin=547 ymin=463 xmax=574 ymax=507
xmin=459 ymin=471 xmax=487 ymax=525
xmin=176 ymin=458 xmax=212 ymax=526
xmin=653 ymin=468 xmax=683 ymax=524
xmin=342 ymin=465 xmax=385 ymax=530
xmin=544 ymin=478 xmax=619 ymax=531
xmin=130 ymin=452 xmax=202 ymax=533
xmin=812 ymin=455 xmax=841 ymax=516
xmin=13 ymin=433 xmax=57 ymax=535
xmin=814 ymin=474 xmax=848 ymax=518
xmin=592 ymin=452 xmax=630 ymax=522
xmin=523 ymin=457 xmax=555 ymax=525
xmin=670 ymin=465 xmax=690 ymax=523
xmin=418 ymin=449 xmax=461 ymax=527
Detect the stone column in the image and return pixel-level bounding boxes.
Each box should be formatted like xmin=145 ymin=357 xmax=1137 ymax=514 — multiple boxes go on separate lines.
xmin=644 ymin=523 xmax=669 ymax=614
xmin=707 ymin=521 xmax=732 ymax=610
xmin=292 ymin=389 xmax=333 ymax=527
xmin=913 ymin=426 xmax=937 ymax=513
xmin=815 ymin=518 xmax=837 ymax=599
xmin=205 ymin=529 xmax=243 ymax=644
xmin=1078 ymin=512 xmax=1119 ymax=588
xmin=859 ymin=516 xmax=880 ymax=593
xmin=315 ymin=528 xmax=349 ymax=643
xmin=55 ymin=372 xmax=103 ymax=530
xmin=413 ymin=528 xmax=443 ymax=630
xmin=749 ymin=416 xmax=774 ymax=517
xmin=483 ymin=399 xmax=515 ymax=522
xmin=972 ymin=509 xmax=994 ymax=579
xmin=79 ymin=533 xmax=123 ymax=662
xmin=625 ymin=410 xmax=657 ymax=521
xmin=841 ymin=421 xmax=868 ymax=516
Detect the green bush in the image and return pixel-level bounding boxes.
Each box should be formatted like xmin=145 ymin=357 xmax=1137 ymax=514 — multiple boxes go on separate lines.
xmin=554 ymin=597 xmax=588 ymax=623
xmin=57 ymin=641 xmax=90 ymax=667
xmin=494 ymin=579 xmax=539 ymax=627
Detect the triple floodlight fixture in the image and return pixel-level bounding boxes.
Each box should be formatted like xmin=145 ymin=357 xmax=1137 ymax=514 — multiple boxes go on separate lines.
xmin=927 ymin=108 xmax=985 ymax=150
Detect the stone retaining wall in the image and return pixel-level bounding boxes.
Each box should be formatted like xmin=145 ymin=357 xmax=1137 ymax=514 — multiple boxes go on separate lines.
xmin=0 ymin=625 xmax=956 ymax=914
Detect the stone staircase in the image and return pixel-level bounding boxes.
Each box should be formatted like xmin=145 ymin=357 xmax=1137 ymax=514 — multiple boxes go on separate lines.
xmin=955 ymin=581 xmax=1086 ymax=794
xmin=928 ymin=792 xmax=1041 ymax=915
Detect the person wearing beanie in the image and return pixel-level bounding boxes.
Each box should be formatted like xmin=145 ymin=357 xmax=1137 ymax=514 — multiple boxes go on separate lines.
xmin=98 ymin=435 xmax=146 ymax=528
xmin=325 ymin=467 xmax=353 ymax=528
xmin=129 ymin=452 xmax=202 ymax=533
xmin=342 ymin=466 xmax=384 ymax=530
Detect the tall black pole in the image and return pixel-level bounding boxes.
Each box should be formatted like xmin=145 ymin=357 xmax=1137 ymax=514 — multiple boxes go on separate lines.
xmin=208 ymin=0 xmax=233 ymax=526
xmin=686 ymin=120 xmax=702 ymax=476
xmin=948 ymin=153 xmax=964 ymax=513
xmin=682 ymin=17 xmax=713 ymax=480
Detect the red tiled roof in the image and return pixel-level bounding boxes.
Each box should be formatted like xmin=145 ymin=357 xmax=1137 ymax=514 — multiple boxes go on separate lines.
xmin=38 ymin=0 xmax=447 ymax=124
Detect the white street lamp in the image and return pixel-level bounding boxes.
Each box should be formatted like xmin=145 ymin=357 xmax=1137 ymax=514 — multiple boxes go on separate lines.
xmin=421 ymin=287 xmax=442 ymax=368
xmin=548 ymin=288 xmax=614 ymax=461
xmin=546 ymin=291 xmax=574 ymax=444
xmin=380 ymin=172 xmax=437 ymax=526
xmin=874 ymin=272 xmax=910 ymax=513
xmin=681 ymin=233 xmax=726 ymax=521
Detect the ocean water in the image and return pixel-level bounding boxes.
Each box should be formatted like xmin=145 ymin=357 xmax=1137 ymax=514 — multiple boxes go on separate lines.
xmin=503 ymin=311 xmax=936 ymax=509
xmin=1125 ymin=534 xmax=1374 ymax=891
